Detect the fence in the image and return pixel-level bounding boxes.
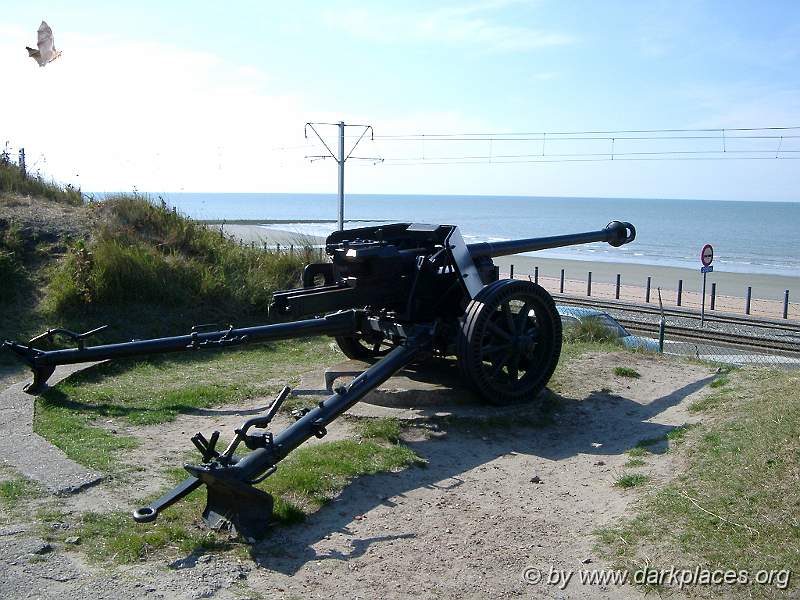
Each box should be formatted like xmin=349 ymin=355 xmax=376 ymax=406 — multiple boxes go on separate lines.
xmin=556 ymin=289 xmax=800 ymax=368
xmin=503 ymin=264 xmax=798 ymax=321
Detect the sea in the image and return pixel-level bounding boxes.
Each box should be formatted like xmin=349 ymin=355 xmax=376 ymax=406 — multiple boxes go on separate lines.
xmin=157 ymin=193 xmax=800 ymax=277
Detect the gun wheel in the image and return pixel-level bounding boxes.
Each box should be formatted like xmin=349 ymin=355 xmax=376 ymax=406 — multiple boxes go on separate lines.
xmin=335 ymin=334 xmax=396 ymax=361
xmin=457 ymin=279 xmax=562 ymax=405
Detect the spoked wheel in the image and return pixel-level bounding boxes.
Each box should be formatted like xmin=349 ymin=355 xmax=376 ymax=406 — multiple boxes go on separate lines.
xmin=335 ymin=333 xmax=397 ymax=361
xmin=457 ymin=279 xmax=562 ymax=405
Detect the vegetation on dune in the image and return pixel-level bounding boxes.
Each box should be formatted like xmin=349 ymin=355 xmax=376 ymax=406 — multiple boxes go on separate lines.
xmin=0 ymin=221 xmax=25 ymax=295
xmin=598 ymin=369 xmax=800 ymax=597
xmin=47 ymin=195 xmax=310 ymax=316
xmin=562 ymin=316 xmax=621 ymax=344
xmin=0 ymin=172 xmax=313 ymax=364
xmin=0 ymin=154 xmax=82 ymax=206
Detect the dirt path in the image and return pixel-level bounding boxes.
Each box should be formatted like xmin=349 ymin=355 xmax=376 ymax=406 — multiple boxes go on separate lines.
xmin=0 ymin=352 xmax=715 ymax=599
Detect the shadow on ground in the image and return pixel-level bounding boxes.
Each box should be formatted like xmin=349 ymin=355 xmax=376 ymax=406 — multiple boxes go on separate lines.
xmin=169 ymin=366 xmax=712 ymax=575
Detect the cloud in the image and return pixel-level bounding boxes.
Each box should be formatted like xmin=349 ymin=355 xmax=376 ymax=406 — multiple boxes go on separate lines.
xmin=324 ymin=3 xmax=574 ymax=52
xmin=0 ymin=29 xmax=328 ymax=193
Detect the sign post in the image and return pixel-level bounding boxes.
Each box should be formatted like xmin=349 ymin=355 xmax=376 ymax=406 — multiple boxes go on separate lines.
xmin=700 ymin=244 xmax=714 ymax=327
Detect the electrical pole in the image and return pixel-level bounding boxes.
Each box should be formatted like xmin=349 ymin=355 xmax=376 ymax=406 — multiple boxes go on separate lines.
xmin=305 ymin=121 xmax=383 ymax=231
xmin=337 ymin=121 xmax=345 ymax=231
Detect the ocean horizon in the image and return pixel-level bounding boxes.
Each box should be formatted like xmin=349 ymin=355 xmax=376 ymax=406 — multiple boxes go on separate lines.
xmin=144 ymin=192 xmax=800 ymax=277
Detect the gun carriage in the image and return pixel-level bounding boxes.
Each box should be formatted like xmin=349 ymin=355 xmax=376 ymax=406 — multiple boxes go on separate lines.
xmin=3 ymin=220 xmax=635 ymax=538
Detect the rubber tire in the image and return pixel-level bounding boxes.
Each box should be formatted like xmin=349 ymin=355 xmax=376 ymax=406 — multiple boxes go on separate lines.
xmin=457 ymin=279 xmax=562 ymax=405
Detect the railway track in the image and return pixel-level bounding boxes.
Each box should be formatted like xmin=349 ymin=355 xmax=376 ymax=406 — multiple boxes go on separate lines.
xmin=554 ymin=294 xmax=800 ymax=356
xmin=617 ymin=318 xmax=800 ymax=355
xmin=553 ymin=294 xmax=799 ymax=333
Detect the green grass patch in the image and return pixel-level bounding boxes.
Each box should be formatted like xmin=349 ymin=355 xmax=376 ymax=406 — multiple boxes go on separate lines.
xmin=626 ymin=446 xmax=648 ymax=457
xmin=688 ymin=387 xmax=732 ymax=413
xmin=41 ymin=339 xmax=334 ymax=426
xmin=615 ymin=473 xmax=649 ymax=488
xmin=75 ymin=438 xmax=424 ymax=563
xmin=625 ymin=424 xmax=697 ymax=458
xmin=613 ymin=366 xmax=641 ymax=378
xmin=709 ymin=375 xmax=730 ymax=388
xmin=33 ymin=339 xmax=336 ymax=471
xmin=0 ymin=474 xmax=42 ymax=511
xmin=355 ymin=417 xmax=404 ymax=443
xmin=597 ymin=369 xmax=800 ymax=596
xmin=33 ymin=395 xmax=139 ymax=473
xmin=664 ymin=423 xmax=696 ymax=444
xmin=624 ymin=458 xmax=646 ymax=468
xmin=562 ymin=317 xmax=622 ymax=344
xmin=260 ymin=439 xmax=424 ymax=517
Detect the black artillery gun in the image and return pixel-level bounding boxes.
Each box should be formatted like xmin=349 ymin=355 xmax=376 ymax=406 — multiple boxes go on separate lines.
xmin=3 ymin=220 xmax=635 ymax=538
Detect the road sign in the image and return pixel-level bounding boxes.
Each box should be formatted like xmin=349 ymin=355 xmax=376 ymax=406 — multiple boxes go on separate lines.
xmin=701 ymin=265 xmax=713 ymax=273
xmin=701 ymin=244 xmax=714 ymax=267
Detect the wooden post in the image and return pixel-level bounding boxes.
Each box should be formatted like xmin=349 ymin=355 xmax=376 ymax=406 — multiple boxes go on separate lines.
xmin=587 ymin=272 xmax=592 ymax=296
xmin=710 ymin=282 xmax=716 ymax=310
xmin=18 ymin=148 xmax=26 ymax=178
xmin=784 ymin=290 xmax=790 ymax=319
xmin=646 ymin=276 xmax=651 ymax=303
xmin=290 ymin=244 xmax=294 ymax=256
xmin=534 ymin=266 xmax=539 ymax=284
xmin=560 ymin=269 xmax=565 ymax=294
xmin=509 ymin=264 xmax=514 ymax=279
xmin=677 ymin=279 xmax=683 ymax=306
xmin=615 ymin=274 xmax=621 ymax=299
xmin=745 ymin=286 xmax=752 ymax=315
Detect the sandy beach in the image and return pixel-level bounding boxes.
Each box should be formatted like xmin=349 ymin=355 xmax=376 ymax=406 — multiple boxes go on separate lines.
xmin=211 ymin=223 xmax=799 ymax=320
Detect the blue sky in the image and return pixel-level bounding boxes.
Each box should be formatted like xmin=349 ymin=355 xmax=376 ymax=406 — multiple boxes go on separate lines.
xmin=2 ymin=1 xmax=799 ymax=200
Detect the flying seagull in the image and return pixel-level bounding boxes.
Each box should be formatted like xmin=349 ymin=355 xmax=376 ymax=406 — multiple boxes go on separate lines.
xmin=26 ymin=21 xmax=61 ymax=67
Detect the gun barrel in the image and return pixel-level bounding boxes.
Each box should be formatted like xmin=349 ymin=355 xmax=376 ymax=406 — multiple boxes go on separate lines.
xmin=466 ymin=221 xmax=636 ymax=259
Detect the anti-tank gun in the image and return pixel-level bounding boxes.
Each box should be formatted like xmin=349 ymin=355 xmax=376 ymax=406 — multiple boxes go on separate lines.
xmin=2 ymin=220 xmax=635 ymax=537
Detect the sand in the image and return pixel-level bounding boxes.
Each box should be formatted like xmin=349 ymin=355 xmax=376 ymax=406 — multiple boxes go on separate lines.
xmin=212 ymin=224 xmax=799 ymax=320
xmin=493 ymin=255 xmax=799 ymax=320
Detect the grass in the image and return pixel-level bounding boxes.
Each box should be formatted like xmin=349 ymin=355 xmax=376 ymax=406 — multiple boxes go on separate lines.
xmin=615 ymin=473 xmax=649 ymax=488
xmin=613 ymin=366 xmax=641 ymax=378
xmin=709 ymin=375 xmax=730 ymax=388
xmin=626 ymin=446 xmax=648 ymax=457
xmin=73 ymin=438 xmax=424 ymax=563
xmin=624 ymin=458 xmax=646 ymax=468
xmin=2 ymin=192 xmax=314 ymax=368
xmin=0 ymin=157 xmax=82 ymax=205
xmin=0 ymin=473 xmax=42 ymax=511
xmin=33 ymin=339 xmax=337 ymax=471
xmin=33 ymin=396 xmax=140 ymax=473
xmin=45 ymin=195 xmax=311 ymax=316
xmin=260 ymin=439 xmax=424 ymax=517
xmin=355 ymin=417 xmax=404 ymax=443
xmin=597 ymin=368 xmax=800 ymax=597
xmin=562 ymin=317 xmax=622 ymax=344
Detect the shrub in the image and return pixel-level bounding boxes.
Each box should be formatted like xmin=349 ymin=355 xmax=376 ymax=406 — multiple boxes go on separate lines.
xmin=563 ymin=316 xmax=620 ymax=344
xmin=0 ymin=160 xmax=82 ymax=205
xmin=46 ymin=195 xmax=309 ymax=317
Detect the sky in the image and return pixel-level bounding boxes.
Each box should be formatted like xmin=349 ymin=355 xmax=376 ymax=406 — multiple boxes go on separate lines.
xmin=1 ymin=0 xmax=799 ymax=200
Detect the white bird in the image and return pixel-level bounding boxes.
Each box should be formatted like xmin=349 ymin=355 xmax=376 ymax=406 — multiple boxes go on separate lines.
xmin=26 ymin=21 xmax=62 ymax=67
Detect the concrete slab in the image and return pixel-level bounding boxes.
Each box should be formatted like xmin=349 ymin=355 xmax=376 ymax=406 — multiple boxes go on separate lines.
xmin=0 ymin=364 xmax=103 ymax=494
xmin=296 ymin=358 xmax=539 ymax=421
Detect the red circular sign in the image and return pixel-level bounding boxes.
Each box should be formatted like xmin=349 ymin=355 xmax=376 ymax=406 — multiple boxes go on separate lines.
xmin=701 ymin=244 xmax=714 ymax=267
